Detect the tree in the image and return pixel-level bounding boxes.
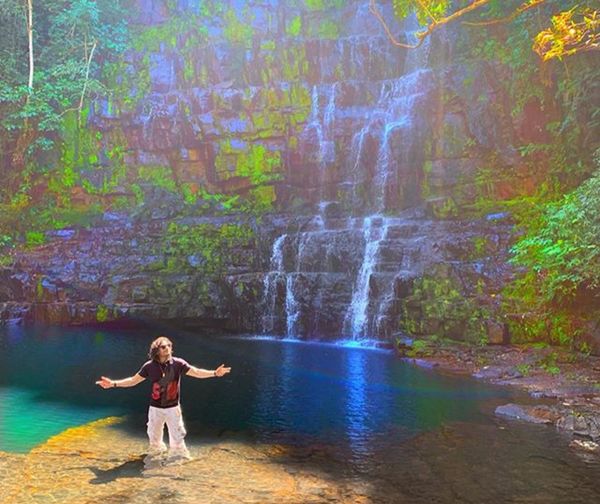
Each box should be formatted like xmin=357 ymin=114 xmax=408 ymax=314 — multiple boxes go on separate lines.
xmin=0 ymin=0 xmax=129 ymax=198
xmin=370 ymin=0 xmax=599 ymax=60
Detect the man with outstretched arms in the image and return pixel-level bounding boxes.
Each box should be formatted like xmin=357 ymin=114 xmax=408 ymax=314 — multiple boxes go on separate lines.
xmin=96 ymin=336 xmax=231 ymax=460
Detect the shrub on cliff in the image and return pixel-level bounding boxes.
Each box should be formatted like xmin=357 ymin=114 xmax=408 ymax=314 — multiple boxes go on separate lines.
xmin=505 ymin=149 xmax=600 ymax=347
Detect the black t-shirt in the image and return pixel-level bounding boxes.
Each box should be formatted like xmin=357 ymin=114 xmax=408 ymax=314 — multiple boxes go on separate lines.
xmin=138 ymin=357 xmax=191 ymax=408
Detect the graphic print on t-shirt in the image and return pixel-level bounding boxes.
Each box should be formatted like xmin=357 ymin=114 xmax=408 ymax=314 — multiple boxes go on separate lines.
xmin=138 ymin=357 xmax=190 ymax=408
xmin=158 ymin=365 xmax=178 ymax=407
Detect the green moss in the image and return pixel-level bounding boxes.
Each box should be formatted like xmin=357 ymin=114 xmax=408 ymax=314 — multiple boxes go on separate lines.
xmin=281 ymin=46 xmax=309 ymax=82
xmin=36 ymin=277 xmax=44 ymax=300
xmin=421 ymin=160 xmax=433 ymax=199
xmin=434 ymin=197 xmax=458 ymax=219
xmin=53 ymin=108 xmax=101 ymax=202
xmin=132 ymin=15 xmax=208 ymax=52
xmin=137 ymin=166 xmax=178 ymax=192
xmin=472 ymin=236 xmax=489 ymax=257
xmin=25 ymin=231 xmax=46 ymax=248
xmin=317 ymin=20 xmax=339 ymax=39
xmin=0 ymin=254 xmax=14 ymax=267
xmin=96 ymin=304 xmax=109 ymax=323
xmin=214 ymin=140 xmax=282 ymax=185
xmin=286 ymin=16 xmax=302 ymax=37
xmin=130 ymin=183 xmax=144 ymax=206
xmin=261 ymin=40 xmax=277 ymax=51
xmin=181 ymin=183 xmax=199 ymax=205
xmin=223 ymin=9 xmax=253 ymax=48
xmin=163 ymin=222 xmax=255 ymax=275
xmin=304 ymin=0 xmax=344 ymax=10
xmin=401 ymin=269 xmax=489 ymax=345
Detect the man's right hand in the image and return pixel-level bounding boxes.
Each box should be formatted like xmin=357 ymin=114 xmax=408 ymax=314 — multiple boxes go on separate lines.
xmin=95 ymin=376 xmax=114 ymax=389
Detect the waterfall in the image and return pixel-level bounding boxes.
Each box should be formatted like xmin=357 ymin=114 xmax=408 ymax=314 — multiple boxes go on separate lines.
xmin=324 ymin=82 xmax=337 ymax=139
xmin=261 ymin=234 xmax=286 ymax=334
xmin=374 ymin=120 xmax=409 ymax=212
xmin=404 ymin=13 xmax=433 ymax=73
xmin=285 ymin=275 xmax=300 ymax=338
xmin=261 ymin=232 xmax=304 ymax=339
xmin=261 ymin=7 xmax=438 ymax=341
xmin=307 ymin=84 xmax=337 ymax=200
xmin=346 ymin=68 xmax=431 ymax=212
xmin=343 ymin=216 xmax=389 ymax=339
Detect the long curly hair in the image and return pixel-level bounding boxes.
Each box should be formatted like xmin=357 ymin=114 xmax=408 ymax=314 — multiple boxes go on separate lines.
xmin=148 ymin=336 xmax=173 ymax=362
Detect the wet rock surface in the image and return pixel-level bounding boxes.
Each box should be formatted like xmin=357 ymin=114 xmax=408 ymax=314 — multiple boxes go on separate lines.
xmin=0 ymin=0 xmax=544 ymax=342
xmin=403 ymin=342 xmax=600 ymax=444
xmin=0 ymin=211 xmax=513 ymax=342
xmin=1 ymin=417 xmax=370 ymax=504
xmin=3 ymin=414 xmax=600 ymax=503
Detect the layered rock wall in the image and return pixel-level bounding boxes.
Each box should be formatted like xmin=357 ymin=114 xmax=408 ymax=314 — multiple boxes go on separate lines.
xmin=0 ymin=0 xmax=556 ymax=341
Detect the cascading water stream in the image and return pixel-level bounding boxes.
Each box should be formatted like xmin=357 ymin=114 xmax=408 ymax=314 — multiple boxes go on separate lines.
xmin=307 ymin=84 xmax=337 ymax=201
xmin=285 ymin=275 xmax=300 ymax=338
xmin=262 ymin=13 xmax=436 ymax=340
xmin=404 ymin=13 xmax=433 ymax=73
xmin=261 ymin=234 xmax=286 ymax=334
xmin=344 ymin=216 xmax=389 ymax=339
xmin=348 ymin=68 xmax=431 ymax=213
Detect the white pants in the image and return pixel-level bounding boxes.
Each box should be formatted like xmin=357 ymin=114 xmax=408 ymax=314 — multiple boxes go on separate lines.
xmin=146 ymin=405 xmax=189 ymax=456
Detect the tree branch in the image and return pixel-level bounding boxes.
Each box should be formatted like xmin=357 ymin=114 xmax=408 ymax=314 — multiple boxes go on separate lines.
xmin=369 ymin=0 xmax=492 ymax=49
xmin=26 ymin=0 xmax=33 ymax=93
xmin=369 ymin=0 xmax=421 ymax=48
xmin=463 ymin=0 xmax=546 ymax=27
xmin=78 ymin=39 xmax=98 ymax=122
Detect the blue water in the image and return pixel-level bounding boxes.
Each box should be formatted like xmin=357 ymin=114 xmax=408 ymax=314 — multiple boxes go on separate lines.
xmin=0 ymin=325 xmax=511 ymax=456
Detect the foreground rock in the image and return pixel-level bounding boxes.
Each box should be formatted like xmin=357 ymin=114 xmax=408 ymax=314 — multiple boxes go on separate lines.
xmin=496 ymin=401 xmax=600 ymax=441
xmin=3 ymin=416 xmax=600 ymax=503
xmin=2 ymin=417 xmax=371 ymax=504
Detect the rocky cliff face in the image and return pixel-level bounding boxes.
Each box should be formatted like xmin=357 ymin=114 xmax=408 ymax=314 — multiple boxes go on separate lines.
xmin=0 ymin=0 xmax=547 ymax=341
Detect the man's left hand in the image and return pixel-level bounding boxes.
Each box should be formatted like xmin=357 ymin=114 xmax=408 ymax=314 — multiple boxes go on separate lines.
xmin=215 ymin=364 xmax=231 ymax=377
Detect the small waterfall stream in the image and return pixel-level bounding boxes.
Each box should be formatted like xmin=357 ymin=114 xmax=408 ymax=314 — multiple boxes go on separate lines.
xmin=343 ymin=216 xmax=389 ymax=339
xmin=285 ymin=276 xmax=300 ymax=337
xmin=261 ymin=234 xmax=286 ymax=334
xmin=307 ymin=84 xmax=337 ymax=201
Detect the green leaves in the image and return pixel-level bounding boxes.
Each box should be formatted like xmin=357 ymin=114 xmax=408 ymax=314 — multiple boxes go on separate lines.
xmin=391 ymin=0 xmax=451 ymax=26
xmin=0 ymin=0 xmax=130 ymax=193
xmin=506 ymin=154 xmax=600 ymax=345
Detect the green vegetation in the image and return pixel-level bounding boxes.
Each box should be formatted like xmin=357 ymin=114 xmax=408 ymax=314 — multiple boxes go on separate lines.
xmin=384 ymin=0 xmax=599 ymax=349
xmin=515 ymin=363 xmax=531 ymax=376
xmin=96 ymin=304 xmax=109 ymax=323
xmin=387 ymin=1 xmax=598 ymax=60
xmin=401 ymin=268 xmax=489 ymax=345
xmin=137 ymin=166 xmax=178 ymax=193
xmin=222 ymin=9 xmax=254 ymax=48
xmin=287 ymin=16 xmax=303 ymax=37
xmin=0 ymin=0 xmax=129 ymax=194
xmin=163 ymin=222 xmax=255 ymax=275
xmin=317 ymin=20 xmax=340 ymax=39
xmin=504 ymin=152 xmax=600 ymax=347
xmin=25 ymin=231 xmax=46 ymax=248
xmin=305 ymin=0 xmax=344 ymax=11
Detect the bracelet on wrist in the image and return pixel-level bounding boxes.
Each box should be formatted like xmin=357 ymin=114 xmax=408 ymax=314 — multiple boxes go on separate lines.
xmin=113 ymin=381 xmax=117 ymax=388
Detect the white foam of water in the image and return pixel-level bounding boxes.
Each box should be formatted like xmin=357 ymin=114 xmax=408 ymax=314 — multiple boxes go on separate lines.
xmin=344 ymin=216 xmax=389 ymax=339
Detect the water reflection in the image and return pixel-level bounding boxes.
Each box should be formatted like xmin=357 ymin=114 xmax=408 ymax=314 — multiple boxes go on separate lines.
xmin=343 ymin=348 xmax=373 ymax=460
xmin=1 ymin=329 xmax=599 ymax=502
xmin=0 ymin=328 xmax=512 ymax=459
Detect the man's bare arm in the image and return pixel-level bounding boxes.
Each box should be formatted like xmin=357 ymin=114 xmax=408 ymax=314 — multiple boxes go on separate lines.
xmin=96 ymin=373 xmax=145 ymax=389
xmin=186 ymin=364 xmax=231 ymax=379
